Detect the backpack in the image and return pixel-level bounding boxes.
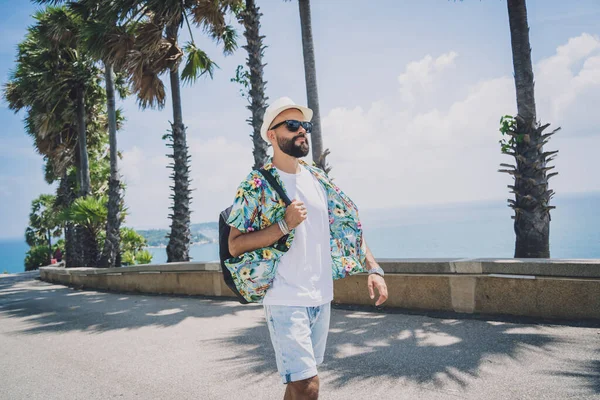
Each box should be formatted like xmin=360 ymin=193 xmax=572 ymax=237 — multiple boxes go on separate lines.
xmin=219 ymin=168 xmax=292 ymax=304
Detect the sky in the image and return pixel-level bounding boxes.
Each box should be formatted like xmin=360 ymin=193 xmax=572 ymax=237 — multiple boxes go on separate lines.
xmin=0 ymin=0 xmax=599 ymax=239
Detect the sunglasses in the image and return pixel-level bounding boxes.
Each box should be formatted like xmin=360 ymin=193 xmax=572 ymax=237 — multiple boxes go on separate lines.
xmin=269 ymin=119 xmax=313 ymax=134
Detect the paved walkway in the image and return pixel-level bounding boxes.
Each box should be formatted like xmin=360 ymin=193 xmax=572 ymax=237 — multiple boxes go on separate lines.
xmin=1 ymin=271 xmax=599 ymax=399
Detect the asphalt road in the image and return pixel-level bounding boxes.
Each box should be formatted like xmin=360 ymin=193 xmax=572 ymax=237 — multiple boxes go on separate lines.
xmin=1 ymin=271 xmax=599 ymax=400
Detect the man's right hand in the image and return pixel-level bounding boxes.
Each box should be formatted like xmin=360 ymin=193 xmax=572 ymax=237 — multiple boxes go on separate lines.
xmin=285 ymin=199 xmax=307 ymax=229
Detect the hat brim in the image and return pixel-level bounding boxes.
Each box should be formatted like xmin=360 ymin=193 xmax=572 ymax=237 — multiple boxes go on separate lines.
xmin=260 ymin=104 xmax=313 ymax=142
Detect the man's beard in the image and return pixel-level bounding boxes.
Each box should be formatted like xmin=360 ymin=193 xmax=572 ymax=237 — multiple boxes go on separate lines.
xmin=277 ymin=134 xmax=310 ymax=158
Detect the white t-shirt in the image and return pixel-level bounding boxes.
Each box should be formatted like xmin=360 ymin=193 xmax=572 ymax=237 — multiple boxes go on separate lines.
xmin=262 ymin=164 xmax=333 ymax=306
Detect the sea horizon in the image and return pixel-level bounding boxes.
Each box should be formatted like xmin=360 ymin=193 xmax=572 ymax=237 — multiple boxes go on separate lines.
xmin=2 ymin=191 xmax=599 ymax=274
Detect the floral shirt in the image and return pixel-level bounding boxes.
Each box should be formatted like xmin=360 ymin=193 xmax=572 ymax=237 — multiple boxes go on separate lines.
xmin=225 ymin=159 xmax=367 ymax=303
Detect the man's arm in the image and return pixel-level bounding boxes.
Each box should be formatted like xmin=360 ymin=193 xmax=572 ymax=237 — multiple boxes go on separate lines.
xmin=364 ymin=241 xmax=379 ymax=272
xmin=228 ymin=224 xmax=286 ymax=258
xmin=363 ymin=239 xmax=388 ymax=306
xmin=228 ymin=199 xmax=307 ymax=258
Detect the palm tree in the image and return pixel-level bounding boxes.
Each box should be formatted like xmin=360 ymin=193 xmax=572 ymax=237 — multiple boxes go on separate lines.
xmin=36 ymin=0 xmax=134 ymax=267
xmin=5 ymin=6 xmax=103 ymax=196
xmin=4 ymin=10 xmax=77 ymax=179
xmin=74 ymin=1 xmax=131 ymax=267
xmin=286 ymin=0 xmax=330 ymax=173
xmin=97 ymin=0 xmax=242 ymax=262
xmin=5 ymin=6 xmax=109 ymax=266
xmin=99 ymin=63 xmax=123 ymax=266
xmin=502 ymin=0 xmax=559 ymax=258
xmin=238 ymin=0 xmax=269 ymax=169
xmin=45 ymin=7 xmax=95 ymax=196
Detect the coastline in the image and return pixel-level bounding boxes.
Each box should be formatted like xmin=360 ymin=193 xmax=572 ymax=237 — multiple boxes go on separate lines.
xmin=145 ymin=240 xmax=215 ymax=249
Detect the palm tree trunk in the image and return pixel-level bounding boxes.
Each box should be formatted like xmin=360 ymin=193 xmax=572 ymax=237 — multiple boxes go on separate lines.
xmin=507 ymin=0 xmax=554 ymax=258
xmin=65 ymin=223 xmax=77 ymax=267
xmin=57 ymin=173 xmax=78 ymax=268
xmin=85 ymin=228 xmax=100 ymax=268
xmin=509 ymin=0 xmax=536 ymax=123
xmin=75 ymin=151 xmax=82 ymax=197
xmin=241 ymin=0 xmax=269 ymax=170
xmin=165 ymin=23 xmax=191 ymax=263
xmin=298 ymin=0 xmax=329 ymax=172
xmin=76 ymin=85 xmax=95 ymax=266
xmin=47 ymin=229 xmax=52 ymax=264
xmin=99 ymin=63 xmax=121 ymax=268
xmin=59 ymin=173 xmax=82 ymax=268
xmin=76 ymin=86 xmax=91 ymax=196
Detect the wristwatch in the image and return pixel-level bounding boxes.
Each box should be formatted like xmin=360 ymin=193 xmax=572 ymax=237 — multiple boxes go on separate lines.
xmin=367 ymin=265 xmax=385 ymax=277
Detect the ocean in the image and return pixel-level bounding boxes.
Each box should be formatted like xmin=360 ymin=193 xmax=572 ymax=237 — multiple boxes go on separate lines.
xmin=2 ymin=192 xmax=599 ymax=273
xmin=0 ymin=239 xmax=30 ymax=274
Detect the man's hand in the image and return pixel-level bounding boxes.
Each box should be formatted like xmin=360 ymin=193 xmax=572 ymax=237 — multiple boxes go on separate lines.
xmin=285 ymin=199 xmax=307 ymax=229
xmin=368 ymin=274 xmax=388 ymax=306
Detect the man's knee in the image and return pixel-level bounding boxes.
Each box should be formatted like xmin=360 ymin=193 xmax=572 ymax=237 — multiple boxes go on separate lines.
xmin=289 ymin=375 xmax=319 ymax=399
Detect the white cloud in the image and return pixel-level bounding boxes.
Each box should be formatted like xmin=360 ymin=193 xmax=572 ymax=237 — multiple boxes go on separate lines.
xmin=398 ymin=51 xmax=458 ymax=105
xmin=536 ymin=33 xmax=600 ymax=130
xmin=322 ymin=34 xmax=600 ymax=212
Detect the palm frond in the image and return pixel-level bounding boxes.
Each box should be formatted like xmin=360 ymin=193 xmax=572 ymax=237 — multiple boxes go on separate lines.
xmin=190 ymin=0 xmax=226 ymax=33
xmin=62 ymin=195 xmax=108 ymax=232
xmin=134 ymin=72 xmax=166 ymax=109
xmin=135 ymin=20 xmax=168 ymax=57
xmin=32 ymin=0 xmax=67 ymax=4
xmin=115 ymin=108 xmax=126 ymax=130
xmin=181 ymin=42 xmax=217 ymax=84
xmin=40 ymin=6 xmax=79 ymax=47
xmin=3 ymin=81 xmax=25 ymax=111
xmin=220 ymin=24 xmax=238 ymax=55
xmin=105 ymin=28 xmax=136 ymax=68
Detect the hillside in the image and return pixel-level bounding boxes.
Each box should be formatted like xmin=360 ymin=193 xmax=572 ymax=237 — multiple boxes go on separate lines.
xmin=138 ymin=222 xmax=218 ymax=247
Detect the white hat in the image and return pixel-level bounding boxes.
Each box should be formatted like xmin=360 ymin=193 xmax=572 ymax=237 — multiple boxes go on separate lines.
xmin=260 ymin=97 xmax=313 ymax=143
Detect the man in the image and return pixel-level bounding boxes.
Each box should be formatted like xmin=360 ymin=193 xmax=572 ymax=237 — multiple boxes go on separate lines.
xmin=226 ymin=97 xmax=388 ymax=400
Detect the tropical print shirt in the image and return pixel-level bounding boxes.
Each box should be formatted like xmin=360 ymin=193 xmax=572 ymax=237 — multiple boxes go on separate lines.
xmin=225 ymin=158 xmax=367 ymax=303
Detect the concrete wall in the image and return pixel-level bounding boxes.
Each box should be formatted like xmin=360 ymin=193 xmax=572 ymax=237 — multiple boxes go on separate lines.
xmin=40 ymin=258 xmax=600 ymax=320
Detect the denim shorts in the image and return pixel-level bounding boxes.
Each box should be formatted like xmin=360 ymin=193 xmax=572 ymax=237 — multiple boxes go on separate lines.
xmin=264 ymin=302 xmax=331 ymax=384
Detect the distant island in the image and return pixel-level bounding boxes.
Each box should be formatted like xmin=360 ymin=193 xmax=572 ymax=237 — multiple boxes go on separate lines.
xmin=137 ymin=222 xmax=218 ymax=247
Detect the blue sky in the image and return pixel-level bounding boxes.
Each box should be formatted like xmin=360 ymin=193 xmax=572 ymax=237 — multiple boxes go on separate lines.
xmin=1 ymin=0 xmax=599 ymax=239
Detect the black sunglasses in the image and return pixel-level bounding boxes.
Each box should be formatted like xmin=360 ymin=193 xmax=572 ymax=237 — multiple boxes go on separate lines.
xmin=269 ymin=119 xmax=313 ymax=133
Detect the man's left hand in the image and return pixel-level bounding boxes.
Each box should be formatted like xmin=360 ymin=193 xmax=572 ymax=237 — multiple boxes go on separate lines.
xmin=368 ymin=274 xmax=388 ymax=306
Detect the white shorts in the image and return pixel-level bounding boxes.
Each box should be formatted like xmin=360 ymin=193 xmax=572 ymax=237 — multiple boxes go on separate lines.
xmin=263 ymin=302 xmax=331 ymax=384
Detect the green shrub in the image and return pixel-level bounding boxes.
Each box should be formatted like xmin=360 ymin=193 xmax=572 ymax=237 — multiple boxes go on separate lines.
xmin=25 ymin=245 xmax=51 ymax=271
xmin=121 ymin=250 xmax=136 ymax=266
xmin=120 ymin=227 xmax=147 ymax=254
xmin=135 ymin=250 xmax=153 ymax=265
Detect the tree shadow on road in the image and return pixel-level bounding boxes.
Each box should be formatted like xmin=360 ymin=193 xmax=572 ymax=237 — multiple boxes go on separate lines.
xmin=0 ymin=272 xmax=257 ymax=334
xmin=549 ymin=348 xmax=600 ymax=395
xmin=2 ymin=273 xmax=598 ymax=396
xmin=213 ymin=304 xmax=599 ymax=396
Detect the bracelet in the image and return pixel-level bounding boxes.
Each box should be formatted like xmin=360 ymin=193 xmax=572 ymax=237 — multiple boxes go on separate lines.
xmin=367 ymin=265 xmax=385 ymax=277
xmin=278 ymin=219 xmax=290 ymax=235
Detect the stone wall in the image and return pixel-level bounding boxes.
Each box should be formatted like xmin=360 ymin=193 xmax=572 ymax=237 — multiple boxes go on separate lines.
xmin=40 ymin=258 xmax=600 ymax=320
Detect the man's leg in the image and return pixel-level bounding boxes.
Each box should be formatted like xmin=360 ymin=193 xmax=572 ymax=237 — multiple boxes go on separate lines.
xmin=284 ymin=375 xmax=319 ymax=400
xmin=309 ymin=302 xmax=331 ymax=368
xmin=264 ymin=305 xmax=321 ymax=395
xmin=282 ymin=302 xmax=329 ymax=399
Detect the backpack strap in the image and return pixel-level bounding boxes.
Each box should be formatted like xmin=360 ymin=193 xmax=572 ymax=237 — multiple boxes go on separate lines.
xmin=259 ymin=168 xmax=292 ymax=206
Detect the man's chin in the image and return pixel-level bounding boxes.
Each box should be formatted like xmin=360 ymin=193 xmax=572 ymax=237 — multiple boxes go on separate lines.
xmin=281 ymin=143 xmax=310 ymax=158
xmin=297 ymin=146 xmax=310 ymax=158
